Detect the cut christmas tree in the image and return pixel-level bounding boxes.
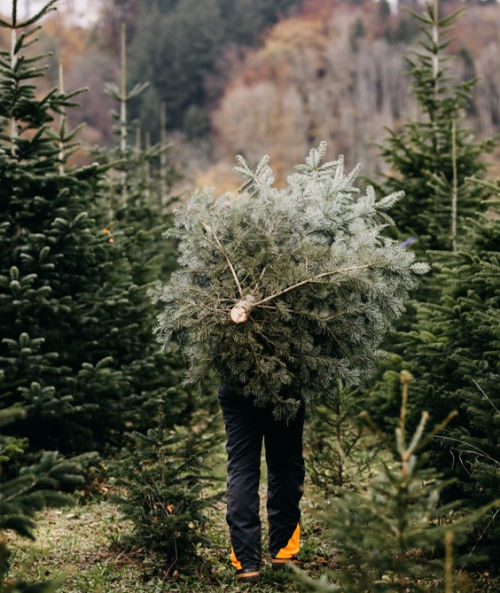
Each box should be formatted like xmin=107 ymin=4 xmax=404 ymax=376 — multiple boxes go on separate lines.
xmin=153 ymin=144 xmax=428 ymax=419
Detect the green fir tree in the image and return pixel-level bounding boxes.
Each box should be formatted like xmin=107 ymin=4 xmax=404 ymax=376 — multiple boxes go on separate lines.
xmin=95 ymin=22 xmax=215 ymax=435
xmin=153 ymin=143 xmax=428 ymax=419
xmin=0 ymin=0 xmax=119 ymax=451
xmin=297 ymin=372 xmax=498 ymax=593
xmin=376 ymin=0 xmax=495 ymax=254
xmin=365 ymin=176 xmax=499 ymax=563
xmin=0 ymin=0 xmax=188 ymax=453
xmin=98 ymin=23 xmax=179 ymax=285
xmin=397 ymin=183 xmax=499 ymax=561
xmin=0 ymin=406 xmax=88 ymax=592
xmin=305 ymin=380 xmax=381 ymax=497
xmin=113 ymin=414 xmax=223 ymax=573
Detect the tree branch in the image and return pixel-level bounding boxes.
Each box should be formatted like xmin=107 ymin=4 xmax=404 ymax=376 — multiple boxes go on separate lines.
xmin=201 ymin=221 xmax=243 ymax=297
xmin=253 ymin=262 xmax=380 ymax=307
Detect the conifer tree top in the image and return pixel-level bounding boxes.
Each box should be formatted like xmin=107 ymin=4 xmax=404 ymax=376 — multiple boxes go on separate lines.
xmin=153 ymin=143 xmax=428 ymax=418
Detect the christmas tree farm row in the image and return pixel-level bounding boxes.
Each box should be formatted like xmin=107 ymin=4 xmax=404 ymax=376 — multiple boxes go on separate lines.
xmin=0 ymin=0 xmax=498 ymax=591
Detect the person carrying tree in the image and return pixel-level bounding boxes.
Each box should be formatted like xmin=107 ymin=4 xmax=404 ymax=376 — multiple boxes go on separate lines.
xmin=152 ymin=144 xmax=427 ymax=583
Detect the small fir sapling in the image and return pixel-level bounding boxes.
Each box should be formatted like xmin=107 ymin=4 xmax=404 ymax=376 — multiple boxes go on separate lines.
xmin=306 ymin=380 xmax=382 ymax=496
xmin=152 ymin=144 xmax=428 ymax=419
xmin=113 ymin=417 xmax=223 ymax=573
xmin=296 ymin=372 xmax=499 ymax=593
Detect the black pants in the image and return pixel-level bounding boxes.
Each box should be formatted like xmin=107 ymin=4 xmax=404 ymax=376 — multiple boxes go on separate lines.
xmin=218 ymin=382 xmax=305 ymax=570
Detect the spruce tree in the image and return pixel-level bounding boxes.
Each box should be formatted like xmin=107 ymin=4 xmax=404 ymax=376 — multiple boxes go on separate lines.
xmin=113 ymin=414 xmax=223 ymax=573
xmin=396 ymin=183 xmax=499 ymax=561
xmin=376 ymin=0 xmax=495 ymax=253
xmin=297 ymin=372 xmax=498 ymax=593
xmin=365 ymin=175 xmax=499 ymax=562
xmin=99 ymin=23 xmax=179 ymax=285
xmin=95 ymin=23 xmax=214 ymax=435
xmin=153 ymin=144 xmax=428 ymax=419
xmin=0 ymin=0 xmax=186 ymax=453
xmin=0 ymin=406 xmax=87 ymax=592
xmin=306 ymin=381 xmax=380 ymax=496
xmin=0 ymin=0 xmax=110 ymax=450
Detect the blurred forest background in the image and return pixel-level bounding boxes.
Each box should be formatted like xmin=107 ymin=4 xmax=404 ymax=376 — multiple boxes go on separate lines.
xmin=3 ymin=0 xmax=499 ymax=189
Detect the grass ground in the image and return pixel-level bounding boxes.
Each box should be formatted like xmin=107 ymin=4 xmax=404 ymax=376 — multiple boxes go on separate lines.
xmin=7 ymin=481 xmax=333 ymax=593
xmin=6 ymin=446 xmax=497 ymax=593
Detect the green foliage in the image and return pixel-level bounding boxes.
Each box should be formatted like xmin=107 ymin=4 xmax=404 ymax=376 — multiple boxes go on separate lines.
xmin=113 ymin=416 xmax=223 ymax=572
xmin=376 ymin=1 xmax=496 ymax=253
xmin=396 ymin=201 xmax=499 ymax=559
xmin=0 ymin=0 xmax=114 ymax=450
xmin=306 ymin=381 xmax=381 ymax=496
xmin=94 ymin=127 xmax=179 ymax=286
xmin=0 ymin=403 xmax=91 ymax=592
xmin=0 ymin=0 xmax=196 ymax=453
xmin=362 ymin=189 xmax=499 ymax=562
xmin=298 ymin=373 xmax=497 ymax=593
xmin=94 ymin=28 xmax=217 ymax=438
xmin=363 ymin=6 xmax=499 ymax=563
xmin=153 ymin=143 xmax=427 ymax=419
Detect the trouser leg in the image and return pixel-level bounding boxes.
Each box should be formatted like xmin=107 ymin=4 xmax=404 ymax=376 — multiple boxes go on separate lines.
xmin=265 ymin=400 xmax=305 ymax=559
xmin=218 ymin=383 xmax=263 ymax=570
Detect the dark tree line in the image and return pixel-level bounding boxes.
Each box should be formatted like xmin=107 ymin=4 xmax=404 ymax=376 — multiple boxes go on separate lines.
xmin=99 ymin=0 xmax=303 ymax=138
